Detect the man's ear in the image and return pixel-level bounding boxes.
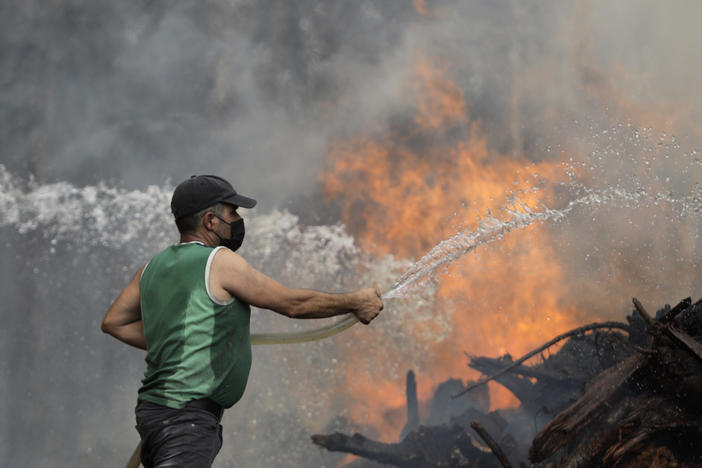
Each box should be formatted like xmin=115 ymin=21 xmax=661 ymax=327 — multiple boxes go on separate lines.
xmin=202 ymin=212 xmax=216 ymax=231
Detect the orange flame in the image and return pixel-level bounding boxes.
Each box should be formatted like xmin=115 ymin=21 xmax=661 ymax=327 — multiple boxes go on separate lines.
xmin=323 ymin=56 xmax=584 ymax=439
xmin=412 ymin=56 xmax=466 ymax=130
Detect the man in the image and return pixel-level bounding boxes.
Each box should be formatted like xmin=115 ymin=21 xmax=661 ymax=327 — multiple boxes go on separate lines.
xmin=101 ymin=174 xmax=383 ymax=468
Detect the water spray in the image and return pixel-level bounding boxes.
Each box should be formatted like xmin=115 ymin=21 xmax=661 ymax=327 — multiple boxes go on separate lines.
xmin=249 ymin=184 xmax=699 ymax=345
xmin=2 ymin=163 xmax=698 ymax=347
xmin=3 ymin=164 xmax=700 ymax=467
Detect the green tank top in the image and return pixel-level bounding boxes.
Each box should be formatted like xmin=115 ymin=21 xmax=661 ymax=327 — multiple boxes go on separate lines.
xmin=138 ymin=242 xmax=252 ymax=409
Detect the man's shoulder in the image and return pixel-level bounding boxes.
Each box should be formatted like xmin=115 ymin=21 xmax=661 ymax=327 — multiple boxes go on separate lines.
xmin=211 ymin=245 xmax=239 ymax=264
xmin=211 ymin=246 xmax=253 ymax=276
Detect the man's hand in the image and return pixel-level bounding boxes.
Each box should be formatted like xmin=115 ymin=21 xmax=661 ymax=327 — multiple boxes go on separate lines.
xmin=352 ymin=288 xmax=384 ymax=324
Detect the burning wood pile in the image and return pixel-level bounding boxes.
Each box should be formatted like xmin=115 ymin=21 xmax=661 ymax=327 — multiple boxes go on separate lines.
xmin=312 ymin=297 xmax=702 ymax=467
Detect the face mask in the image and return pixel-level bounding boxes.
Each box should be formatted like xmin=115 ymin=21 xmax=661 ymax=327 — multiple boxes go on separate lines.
xmin=213 ymin=215 xmax=245 ymax=252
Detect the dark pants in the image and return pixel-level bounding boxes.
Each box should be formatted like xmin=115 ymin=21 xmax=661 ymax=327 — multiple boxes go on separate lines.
xmin=135 ymin=399 xmax=223 ymax=468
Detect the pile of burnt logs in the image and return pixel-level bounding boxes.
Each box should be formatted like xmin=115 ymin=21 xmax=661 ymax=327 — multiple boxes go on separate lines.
xmin=531 ymin=297 xmax=702 ymax=467
xmin=312 ymin=297 xmax=702 ymax=467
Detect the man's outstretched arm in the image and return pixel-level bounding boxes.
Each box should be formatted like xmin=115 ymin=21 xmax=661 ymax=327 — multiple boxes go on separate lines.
xmin=212 ymin=249 xmax=383 ymax=323
xmin=101 ymin=266 xmax=147 ymax=350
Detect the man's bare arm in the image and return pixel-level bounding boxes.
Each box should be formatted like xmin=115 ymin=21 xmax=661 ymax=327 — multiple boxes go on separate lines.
xmin=101 ymin=266 xmax=147 ymax=350
xmin=211 ymin=249 xmax=383 ymax=324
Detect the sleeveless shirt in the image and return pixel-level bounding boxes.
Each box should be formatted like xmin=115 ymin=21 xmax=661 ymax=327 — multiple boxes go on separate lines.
xmin=138 ymin=242 xmax=252 ymax=409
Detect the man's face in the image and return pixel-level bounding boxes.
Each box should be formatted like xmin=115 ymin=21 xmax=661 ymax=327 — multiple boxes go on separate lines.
xmin=210 ymin=204 xmax=246 ymax=250
xmin=211 ymin=204 xmax=240 ymax=238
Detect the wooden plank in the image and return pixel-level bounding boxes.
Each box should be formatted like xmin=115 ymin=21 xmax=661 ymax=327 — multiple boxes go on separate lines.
xmin=529 ymin=354 xmax=645 ymax=462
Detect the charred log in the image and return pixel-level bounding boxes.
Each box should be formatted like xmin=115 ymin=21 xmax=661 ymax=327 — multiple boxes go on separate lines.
xmin=400 ymin=370 xmax=420 ymax=440
xmin=313 ymin=296 xmax=702 ymax=468
xmin=470 ymin=420 xmax=514 ymax=468
xmin=529 ymin=354 xmax=645 ymax=461
xmin=312 ymin=404 xmax=515 ymax=467
xmin=312 ymin=424 xmax=500 ymax=468
xmin=530 ymin=297 xmax=702 ymax=467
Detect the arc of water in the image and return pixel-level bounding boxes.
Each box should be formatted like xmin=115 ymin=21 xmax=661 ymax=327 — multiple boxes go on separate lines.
xmin=3 ymin=163 xmax=692 ymax=346
xmin=249 ymin=185 xmax=687 ymax=345
xmin=247 ymin=208 xmax=535 ymax=345
xmin=248 ymin=196 xmax=564 ymax=345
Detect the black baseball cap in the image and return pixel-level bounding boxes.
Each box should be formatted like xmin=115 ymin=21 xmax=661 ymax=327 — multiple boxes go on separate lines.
xmin=171 ymin=175 xmax=257 ymax=219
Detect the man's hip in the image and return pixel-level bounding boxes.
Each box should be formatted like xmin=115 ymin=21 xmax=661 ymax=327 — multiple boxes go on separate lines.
xmin=135 ymin=399 xmax=224 ymax=468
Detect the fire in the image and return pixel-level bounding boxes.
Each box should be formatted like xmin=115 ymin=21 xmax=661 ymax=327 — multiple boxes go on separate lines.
xmin=412 ymin=56 xmax=466 ymax=130
xmin=323 ymin=56 xmax=583 ymax=439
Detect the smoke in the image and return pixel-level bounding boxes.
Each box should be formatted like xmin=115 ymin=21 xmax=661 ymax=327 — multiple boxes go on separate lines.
xmin=2 ymin=0 xmax=702 ymax=467
xmin=4 ymin=1 xmax=700 ymax=193
xmin=0 ymin=0 xmax=418 ymax=203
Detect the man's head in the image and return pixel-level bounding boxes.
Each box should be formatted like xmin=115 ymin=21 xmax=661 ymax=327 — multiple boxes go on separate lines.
xmin=174 ymin=202 xmax=228 ymax=235
xmin=171 ymin=175 xmax=256 ymax=247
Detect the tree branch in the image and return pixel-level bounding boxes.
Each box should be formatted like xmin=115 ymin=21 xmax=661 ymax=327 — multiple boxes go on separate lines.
xmin=453 ymin=321 xmax=630 ymax=398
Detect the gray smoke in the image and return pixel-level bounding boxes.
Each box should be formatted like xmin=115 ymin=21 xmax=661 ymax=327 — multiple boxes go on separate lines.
xmin=2 ymin=1 xmax=702 ymax=467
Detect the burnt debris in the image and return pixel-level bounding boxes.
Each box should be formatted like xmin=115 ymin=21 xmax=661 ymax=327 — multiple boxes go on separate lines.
xmin=312 ymin=296 xmax=702 ymax=467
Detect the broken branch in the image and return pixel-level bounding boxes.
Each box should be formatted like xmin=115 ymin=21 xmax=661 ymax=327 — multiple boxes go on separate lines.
xmin=453 ymin=321 xmax=630 ymax=398
xmin=470 ymin=420 xmax=514 ymax=468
